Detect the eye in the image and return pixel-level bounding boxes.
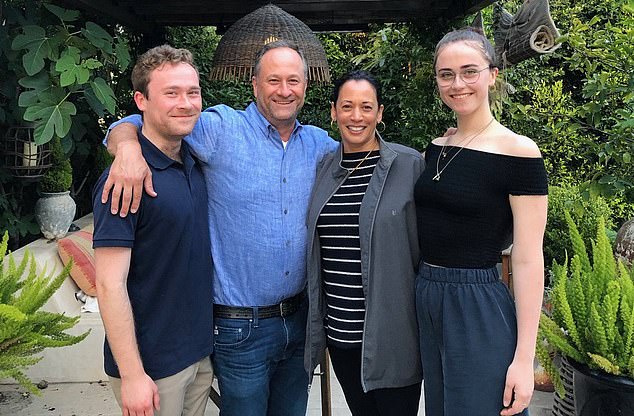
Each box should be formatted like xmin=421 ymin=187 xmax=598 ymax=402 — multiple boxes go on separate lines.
xmin=288 ymin=79 xmax=299 ymax=85
xmin=165 ymin=91 xmax=177 ymax=97
xmin=438 ymin=71 xmax=455 ymax=80
xmin=363 ymin=105 xmax=374 ymax=111
xmin=462 ymin=69 xmax=480 ymax=78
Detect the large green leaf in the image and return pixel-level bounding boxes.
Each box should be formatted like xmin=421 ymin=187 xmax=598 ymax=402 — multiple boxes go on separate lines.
xmin=18 ymin=71 xmax=55 ymax=107
xmin=22 ymin=42 xmax=50 ymax=76
xmin=11 ymin=25 xmax=45 ymax=50
xmin=83 ymin=88 xmax=106 ymax=117
xmin=55 ymin=51 xmax=90 ymax=87
xmin=114 ymin=40 xmax=131 ymax=71
xmin=81 ymin=22 xmax=113 ymax=52
xmin=43 ymin=4 xmax=80 ymax=22
xmin=18 ymin=90 xmax=39 ymax=107
xmin=90 ymin=78 xmax=116 ymax=114
xmin=24 ymin=101 xmax=77 ymax=144
xmin=18 ymin=72 xmax=50 ymax=90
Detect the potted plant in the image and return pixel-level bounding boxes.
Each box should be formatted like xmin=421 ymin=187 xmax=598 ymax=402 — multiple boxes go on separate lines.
xmin=34 ymin=137 xmax=75 ymax=240
xmin=0 ymin=231 xmax=89 ymax=394
xmin=537 ymin=212 xmax=634 ymax=415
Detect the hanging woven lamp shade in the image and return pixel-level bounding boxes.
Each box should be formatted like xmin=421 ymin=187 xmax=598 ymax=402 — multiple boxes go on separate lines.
xmin=210 ymin=4 xmax=330 ymax=83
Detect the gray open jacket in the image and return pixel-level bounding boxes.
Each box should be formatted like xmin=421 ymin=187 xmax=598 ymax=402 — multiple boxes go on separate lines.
xmin=304 ymin=138 xmax=425 ymax=392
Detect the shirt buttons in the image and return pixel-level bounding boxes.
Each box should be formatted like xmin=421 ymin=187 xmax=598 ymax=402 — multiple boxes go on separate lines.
xmin=283 ymin=178 xmax=287 ymax=183
xmin=285 ymin=271 xmax=290 ymax=276
xmin=284 ymin=209 xmax=288 ymax=214
xmin=286 ymin=240 xmax=290 ymax=246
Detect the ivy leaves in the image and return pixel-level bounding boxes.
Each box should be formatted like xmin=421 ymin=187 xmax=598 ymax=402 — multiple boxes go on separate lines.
xmin=9 ymin=6 xmax=129 ymax=144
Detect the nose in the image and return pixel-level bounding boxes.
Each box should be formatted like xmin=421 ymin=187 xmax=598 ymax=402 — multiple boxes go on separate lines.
xmin=278 ymin=82 xmax=292 ymax=97
xmin=350 ymin=107 xmax=363 ymax=121
xmin=451 ymin=74 xmax=467 ymax=87
xmin=177 ymin=93 xmax=194 ymax=108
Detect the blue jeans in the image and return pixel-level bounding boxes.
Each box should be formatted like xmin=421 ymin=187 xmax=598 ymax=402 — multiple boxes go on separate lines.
xmin=212 ymin=298 xmax=310 ymax=416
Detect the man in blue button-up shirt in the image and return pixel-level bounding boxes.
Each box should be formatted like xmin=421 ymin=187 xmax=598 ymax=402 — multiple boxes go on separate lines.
xmin=103 ymin=40 xmax=337 ymax=415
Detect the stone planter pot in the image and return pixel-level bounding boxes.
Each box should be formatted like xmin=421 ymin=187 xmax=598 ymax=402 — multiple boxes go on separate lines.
xmin=35 ymin=191 xmax=76 ymax=240
xmin=570 ymin=359 xmax=634 ymax=416
xmin=615 ymin=218 xmax=634 ymax=264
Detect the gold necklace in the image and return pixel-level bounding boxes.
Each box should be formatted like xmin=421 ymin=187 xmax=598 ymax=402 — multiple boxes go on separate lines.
xmin=346 ymin=145 xmax=378 ymax=175
xmin=433 ymin=118 xmax=494 ymax=182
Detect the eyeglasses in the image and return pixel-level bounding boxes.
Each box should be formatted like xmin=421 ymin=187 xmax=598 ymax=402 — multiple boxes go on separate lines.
xmin=435 ymin=66 xmax=491 ymax=87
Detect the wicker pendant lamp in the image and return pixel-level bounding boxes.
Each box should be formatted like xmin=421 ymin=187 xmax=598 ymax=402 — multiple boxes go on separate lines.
xmin=210 ymin=4 xmax=330 ymax=83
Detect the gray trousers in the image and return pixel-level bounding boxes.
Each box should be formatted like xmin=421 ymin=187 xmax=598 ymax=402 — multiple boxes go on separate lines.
xmin=415 ymin=263 xmax=528 ymax=416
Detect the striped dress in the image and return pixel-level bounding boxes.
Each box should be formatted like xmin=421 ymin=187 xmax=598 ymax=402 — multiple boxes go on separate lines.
xmin=317 ymin=150 xmax=379 ymax=348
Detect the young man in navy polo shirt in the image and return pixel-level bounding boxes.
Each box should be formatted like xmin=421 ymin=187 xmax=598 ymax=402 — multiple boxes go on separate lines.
xmin=92 ymin=45 xmax=213 ymax=416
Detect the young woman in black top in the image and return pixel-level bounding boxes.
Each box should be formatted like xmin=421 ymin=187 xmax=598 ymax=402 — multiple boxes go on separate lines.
xmin=414 ymin=28 xmax=548 ymax=416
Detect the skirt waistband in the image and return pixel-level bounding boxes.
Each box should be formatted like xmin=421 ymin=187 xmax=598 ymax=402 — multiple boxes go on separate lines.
xmin=418 ymin=262 xmax=499 ymax=284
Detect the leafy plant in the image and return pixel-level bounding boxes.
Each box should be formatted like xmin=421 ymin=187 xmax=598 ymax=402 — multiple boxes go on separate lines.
xmin=545 ymin=185 xmax=614 ymax=269
xmin=537 ymin=212 xmax=634 ymax=395
xmin=5 ymin=2 xmax=130 ymax=145
xmin=0 ymin=231 xmax=89 ymax=393
xmin=40 ymin=136 xmax=72 ymax=193
xmin=499 ymin=0 xmax=634 ymax=197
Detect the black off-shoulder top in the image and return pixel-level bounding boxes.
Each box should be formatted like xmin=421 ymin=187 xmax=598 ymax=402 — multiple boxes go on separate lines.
xmin=414 ymin=143 xmax=548 ymax=268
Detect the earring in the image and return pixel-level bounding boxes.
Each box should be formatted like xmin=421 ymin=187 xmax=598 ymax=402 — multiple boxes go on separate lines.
xmin=331 ymin=119 xmax=336 ymax=129
xmin=376 ymin=120 xmax=386 ymax=133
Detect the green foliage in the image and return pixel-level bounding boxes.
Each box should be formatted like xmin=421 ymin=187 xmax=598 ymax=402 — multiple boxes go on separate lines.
xmin=1 ymin=2 xmax=131 ymax=145
xmin=40 ymin=137 xmax=72 ymax=192
xmin=545 ymin=185 xmax=614 ymax=268
xmin=538 ymin=214 xmax=634 ymax=395
xmin=499 ymin=0 xmax=634 ymax=198
xmin=0 ymin=232 xmax=89 ymax=393
xmin=1 ymin=2 xmax=135 ymax=246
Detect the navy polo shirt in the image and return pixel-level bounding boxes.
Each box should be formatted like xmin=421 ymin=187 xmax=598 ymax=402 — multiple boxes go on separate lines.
xmin=92 ymin=133 xmax=213 ymax=380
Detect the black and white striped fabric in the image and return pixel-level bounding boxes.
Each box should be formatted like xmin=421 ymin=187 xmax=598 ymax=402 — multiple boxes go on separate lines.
xmin=317 ymin=150 xmax=380 ymax=348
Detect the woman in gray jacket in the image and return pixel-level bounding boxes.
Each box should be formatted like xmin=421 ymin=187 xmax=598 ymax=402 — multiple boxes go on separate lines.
xmin=304 ymin=71 xmax=424 ymax=416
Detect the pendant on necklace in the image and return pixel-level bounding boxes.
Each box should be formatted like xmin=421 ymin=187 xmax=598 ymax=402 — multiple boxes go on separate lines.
xmin=442 ymin=151 xmax=447 ymax=158
xmin=432 ymin=173 xmax=441 ymax=181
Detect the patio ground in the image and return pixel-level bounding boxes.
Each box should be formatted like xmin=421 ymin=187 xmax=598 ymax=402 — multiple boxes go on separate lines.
xmin=0 ymin=374 xmax=554 ymax=416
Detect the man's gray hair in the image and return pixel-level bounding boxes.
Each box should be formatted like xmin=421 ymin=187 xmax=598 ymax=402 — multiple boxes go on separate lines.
xmin=253 ymin=40 xmax=308 ymax=79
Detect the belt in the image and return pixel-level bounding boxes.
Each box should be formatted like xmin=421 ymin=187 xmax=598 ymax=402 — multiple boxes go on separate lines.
xmin=213 ymin=290 xmax=305 ymax=319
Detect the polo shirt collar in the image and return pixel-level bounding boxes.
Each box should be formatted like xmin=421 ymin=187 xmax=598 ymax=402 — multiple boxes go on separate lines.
xmin=246 ymin=102 xmax=303 ymax=139
xmin=139 ymin=132 xmax=195 ymax=173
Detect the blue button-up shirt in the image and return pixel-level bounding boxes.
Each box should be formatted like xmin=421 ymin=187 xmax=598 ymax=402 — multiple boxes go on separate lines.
xmin=109 ymin=103 xmax=337 ymax=306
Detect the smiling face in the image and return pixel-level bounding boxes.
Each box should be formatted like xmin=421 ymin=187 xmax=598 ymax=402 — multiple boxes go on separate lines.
xmin=252 ymin=47 xmax=307 ymax=134
xmin=331 ymin=79 xmax=384 ymax=153
xmin=435 ymin=41 xmax=498 ymax=117
xmin=134 ymin=62 xmax=202 ymax=142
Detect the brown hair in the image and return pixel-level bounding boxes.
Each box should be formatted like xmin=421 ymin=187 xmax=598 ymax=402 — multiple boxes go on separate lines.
xmin=131 ymin=45 xmax=198 ymax=97
xmin=434 ymin=27 xmax=497 ymax=70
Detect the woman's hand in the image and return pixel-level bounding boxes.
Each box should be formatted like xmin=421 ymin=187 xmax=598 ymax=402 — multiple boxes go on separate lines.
xmin=500 ymin=358 xmax=534 ymax=415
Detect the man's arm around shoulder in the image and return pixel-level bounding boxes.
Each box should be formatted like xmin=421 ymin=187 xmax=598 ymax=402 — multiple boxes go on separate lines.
xmin=103 ymin=116 xmax=156 ymax=217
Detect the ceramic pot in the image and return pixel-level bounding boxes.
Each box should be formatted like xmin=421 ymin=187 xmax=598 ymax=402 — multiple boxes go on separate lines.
xmin=570 ymin=359 xmax=634 ymax=416
xmin=35 ymin=191 xmax=76 ymax=240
